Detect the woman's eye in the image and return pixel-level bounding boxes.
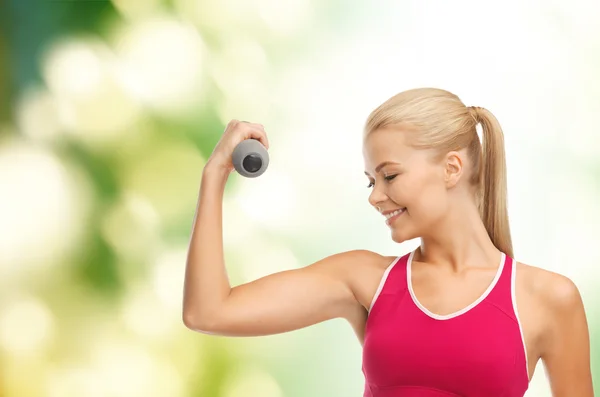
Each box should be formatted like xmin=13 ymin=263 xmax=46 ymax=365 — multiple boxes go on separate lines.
xmin=366 ymin=175 xmax=397 ymax=188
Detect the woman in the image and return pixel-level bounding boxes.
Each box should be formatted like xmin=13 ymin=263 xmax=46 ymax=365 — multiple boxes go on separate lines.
xmin=183 ymin=88 xmax=594 ymax=396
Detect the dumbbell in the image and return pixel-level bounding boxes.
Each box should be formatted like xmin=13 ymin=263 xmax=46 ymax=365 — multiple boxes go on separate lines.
xmin=232 ymin=138 xmax=269 ymax=178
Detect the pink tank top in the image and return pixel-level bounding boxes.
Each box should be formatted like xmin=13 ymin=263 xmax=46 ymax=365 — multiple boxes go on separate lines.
xmin=362 ymin=250 xmax=529 ymax=397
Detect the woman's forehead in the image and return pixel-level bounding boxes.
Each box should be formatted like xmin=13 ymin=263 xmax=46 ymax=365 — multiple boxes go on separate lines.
xmin=363 ymin=132 xmax=409 ymax=162
xmin=363 ymin=128 xmax=409 ymax=152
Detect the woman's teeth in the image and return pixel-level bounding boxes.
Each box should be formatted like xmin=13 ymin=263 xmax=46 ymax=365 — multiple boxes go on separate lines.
xmin=385 ymin=208 xmax=405 ymax=219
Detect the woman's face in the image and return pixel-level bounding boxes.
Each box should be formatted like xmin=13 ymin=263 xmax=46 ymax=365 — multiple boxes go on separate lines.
xmin=363 ymin=127 xmax=452 ymax=243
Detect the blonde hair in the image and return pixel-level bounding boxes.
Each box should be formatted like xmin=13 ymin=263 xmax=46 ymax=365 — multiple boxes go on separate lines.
xmin=363 ymin=88 xmax=513 ymax=258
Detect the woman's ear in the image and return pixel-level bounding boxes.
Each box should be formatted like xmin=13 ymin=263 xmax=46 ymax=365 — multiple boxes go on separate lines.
xmin=444 ymin=151 xmax=464 ymax=188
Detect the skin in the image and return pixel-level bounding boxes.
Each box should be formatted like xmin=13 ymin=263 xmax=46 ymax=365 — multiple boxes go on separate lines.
xmin=184 ymin=120 xmax=594 ymax=396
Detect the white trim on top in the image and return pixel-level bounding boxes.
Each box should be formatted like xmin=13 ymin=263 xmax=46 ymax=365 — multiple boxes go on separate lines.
xmin=511 ymin=257 xmax=530 ymax=383
xmin=407 ymin=250 xmax=506 ymax=320
xmin=368 ymin=255 xmax=403 ymax=312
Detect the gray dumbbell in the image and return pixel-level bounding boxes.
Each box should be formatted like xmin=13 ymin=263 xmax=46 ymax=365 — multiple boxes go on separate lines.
xmin=232 ymin=138 xmax=269 ymax=178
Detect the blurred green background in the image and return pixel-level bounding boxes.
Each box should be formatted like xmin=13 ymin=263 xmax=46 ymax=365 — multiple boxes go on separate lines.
xmin=0 ymin=0 xmax=598 ymax=396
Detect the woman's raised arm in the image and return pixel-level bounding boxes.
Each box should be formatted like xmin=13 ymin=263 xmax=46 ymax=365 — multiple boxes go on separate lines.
xmin=182 ymin=119 xmax=371 ymax=337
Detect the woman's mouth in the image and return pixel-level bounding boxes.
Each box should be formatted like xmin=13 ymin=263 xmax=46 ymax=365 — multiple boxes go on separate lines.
xmin=385 ymin=208 xmax=406 ymax=226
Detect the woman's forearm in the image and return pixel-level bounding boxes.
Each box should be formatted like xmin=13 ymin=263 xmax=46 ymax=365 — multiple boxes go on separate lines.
xmin=182 ymin=164 xmax=232 ymax=328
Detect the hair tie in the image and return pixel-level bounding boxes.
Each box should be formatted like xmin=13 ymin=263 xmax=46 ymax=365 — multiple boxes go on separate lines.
xmin=469 ymin=106 xmax=482 ymax=122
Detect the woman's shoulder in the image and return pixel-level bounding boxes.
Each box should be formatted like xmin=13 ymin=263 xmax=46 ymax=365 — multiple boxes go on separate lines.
xmin=515 ymin=260 xmax=587 ymax=360
xmin=516 ymin=260 xmax=584 ymax=334
xmin=336 ymin=249 xmax=407 ymax=311
xmin=334 ymin=249 xmax=399 ymax=270
xmin=516 ymin=261 xmax=581 ymax=305
xmin=340 ymin=249 xmax=405 ymax=278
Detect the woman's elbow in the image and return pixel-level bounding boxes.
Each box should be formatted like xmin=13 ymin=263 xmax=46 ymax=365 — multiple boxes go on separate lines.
xmin=182 ymin=309 xmax=213 ymax=332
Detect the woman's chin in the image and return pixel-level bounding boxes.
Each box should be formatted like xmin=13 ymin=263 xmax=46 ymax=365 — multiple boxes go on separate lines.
xmin=390 ymin=227 xmax=416 ymax=244
xmin=390 ymin=230 xmax=407 ymax=243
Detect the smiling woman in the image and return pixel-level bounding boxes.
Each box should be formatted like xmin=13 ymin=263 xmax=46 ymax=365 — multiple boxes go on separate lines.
xmin=183 ymin=89 xmax=594 ymax=397
xmin=359 ymin=88 xmax=593 ymax=397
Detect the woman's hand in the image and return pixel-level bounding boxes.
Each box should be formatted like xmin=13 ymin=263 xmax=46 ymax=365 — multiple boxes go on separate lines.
xmin=205 ymin=119 xmax=270 ymax=174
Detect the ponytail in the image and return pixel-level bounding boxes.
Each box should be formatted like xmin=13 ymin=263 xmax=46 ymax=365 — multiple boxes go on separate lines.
xmin=469 ymin=106 xmax=513 ymax=258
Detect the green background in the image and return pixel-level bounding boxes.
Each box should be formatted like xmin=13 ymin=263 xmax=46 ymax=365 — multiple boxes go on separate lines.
xmin=0 ymin=0 xmax=598 ymax=396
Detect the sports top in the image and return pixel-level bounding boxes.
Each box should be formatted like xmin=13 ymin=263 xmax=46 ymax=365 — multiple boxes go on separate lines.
xmin=361 ymin=250 xmax=529 ymax=396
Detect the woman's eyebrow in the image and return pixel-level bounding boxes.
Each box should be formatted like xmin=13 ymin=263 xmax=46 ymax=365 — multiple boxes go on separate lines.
xmin=364 ymin=161 xmax=401 ymax=176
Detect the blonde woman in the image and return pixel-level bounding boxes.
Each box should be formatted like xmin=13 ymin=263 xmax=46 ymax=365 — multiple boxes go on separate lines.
xmin=183 ymin=88 xmax=594 ymax=396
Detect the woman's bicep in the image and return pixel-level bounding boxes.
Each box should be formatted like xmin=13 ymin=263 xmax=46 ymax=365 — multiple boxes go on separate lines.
xmin=187 ymin=250 xmax=369 ymax=337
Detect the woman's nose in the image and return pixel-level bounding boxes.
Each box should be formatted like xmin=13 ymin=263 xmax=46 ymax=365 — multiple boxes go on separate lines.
xmin=368 ymin=188 xmax=387 ymax=209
